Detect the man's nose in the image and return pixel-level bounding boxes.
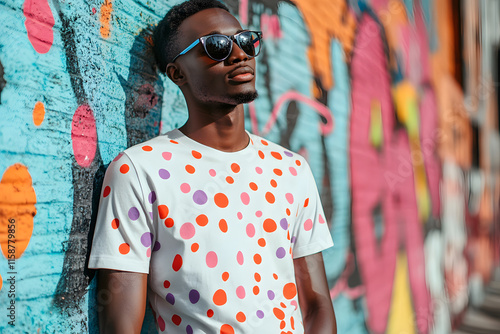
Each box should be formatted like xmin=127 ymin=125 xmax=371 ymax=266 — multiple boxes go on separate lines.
xmin=226 ymin=41 xmax=249 ymax=64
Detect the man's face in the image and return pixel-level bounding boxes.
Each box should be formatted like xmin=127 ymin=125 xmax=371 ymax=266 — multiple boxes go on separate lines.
xmin=175 ymin=8 xmax=258 ymax=106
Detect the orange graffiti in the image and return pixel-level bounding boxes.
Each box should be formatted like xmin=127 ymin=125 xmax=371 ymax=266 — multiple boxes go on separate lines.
xmin=290 ymin=0 xmax=356 ymax=97
xmin=0 ymin=164 xmax=37 ymax=259
xmin=100 ymin=0 xmax=113 ymax=39
xmin=32 ymin=101 xmax=45 ymax=126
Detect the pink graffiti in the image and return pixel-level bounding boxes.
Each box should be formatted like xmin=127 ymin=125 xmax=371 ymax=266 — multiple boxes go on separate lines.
xmin=249 ymin=91 xmax=334 ymax=136
xmin=350 ymin=15 xmax=430 ymax=333
xmin=72 ymin=104 xmax=98 ymax=168
xmin=23 ymin=0 xmax=55 ymax=54
xmin=239 ymin=0 xmax=248 ymax=26
xmin=261 ymin=14 xmax=282 ymax=39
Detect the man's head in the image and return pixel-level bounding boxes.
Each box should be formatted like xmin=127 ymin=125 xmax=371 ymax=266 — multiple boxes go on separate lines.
xmin=153 ymin=0 xmax=259 ymax=107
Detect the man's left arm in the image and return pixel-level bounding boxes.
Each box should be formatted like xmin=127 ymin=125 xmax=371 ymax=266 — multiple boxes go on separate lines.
xmin=294 ymin=252 xmax=337 ymax=334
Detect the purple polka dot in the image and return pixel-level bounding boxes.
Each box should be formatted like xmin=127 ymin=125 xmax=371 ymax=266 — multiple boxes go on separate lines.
xmin=166 ymin=293 xmax=175 ymax=305
xmin=291 ymin=236 xmax=297 ymax=244
xmin=148 ymin=191 xmax=157 ymax=204
xmin=189 ymin=289 xmax=200 ymax=304
xmin=267 ymin=290 xmax=275 ymax=300
xmin=153 ymin=241 xmax=161 ymax=251
xmin=159 ymin=169 xmax=170 ymax=179
xmin=186 ymin=325 xmax=193 ymax=334
xmin=284 ymin=151 xmax=293 ymax=157
xmin=276 ymin=247 xmax=286 ymax=259
xmin=280 ymin=218 xmax=288 ymax=230
xmin=141 ymin=232 xmax=154 ymax=247
xmin=128 ymin=207 xmax=139 ymax=220
xmin=193 ymin=190 xmax=208 ymax=205
xmin=149 ymin=212 xmax=153 ymax=220
xmin=256 ymin=310 xmax=264 ymax=319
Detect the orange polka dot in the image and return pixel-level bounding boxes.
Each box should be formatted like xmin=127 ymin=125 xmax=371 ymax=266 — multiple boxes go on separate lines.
xmin=291 ymin=316 xmax=295 ymax=330
xmin=196 ymin=214 xmax=208 ymax=226
xmin=253 ymin=286 xmax=260 ymax=295
xmin=222 ymin=272 xmax=229 ymax=281
xmin=226 ymin=176 xmax=234 ymax=184
xmin=286 ymin=208 xmax=291 ymax=216
xmin=280 ymin=320 xmax=286 ymax=329
xmin=158 ymin=205 xmax=169 ymax=219
xmin=273 ymin=168 xmax=283 ymax=176
xmin=280 ymin=302 xmax=287 ymax=308
xmin=170 ymin=139 xmax=179 ymax=144
xmin=258 ymin=150 xmax=265 ymax=159
xmin=207 ymin=309 xmax=214 ymax=317
xmin=236 ymin=311 xmax=246 ymax=322
xmin=254 ymin=273 xmax=261 ymax=282
xmin=263 ymin=219 xmax=277 ymax=233
xmin=271 ymin=151 xmax=282 ymax=160
xmin=295 ymin=159 xmax=301 ymax=166
xmin=111 ymin=218 xmax=119 ymax=229
xmin=213 ymin=289 xmax=227 ymax=306
xmin=270 ymin=179 xmax=277 ymax=188
xmin=219 ymin=219 xmax=228 ymax=233
xmin=283 ymin=283 xmax=297 ymax=299
xmin=192 ymin=150 xmax=202 ymax=159
xmin=165 ymin=218 xmax=174 ymax=228
xmin=172 ymin=254 xmax=183 ymax=271
xmin=214 ymin=193 xmax=229 ymax=208
xmin=185 ymin=165 xmax=195 ymax=174
xmin=231 ymin=163 xmax=240 ymax=173
xmin=273 ymin=307 xmax=285 ymax=320
xmin=220 ymin=324 xmax=234 ymax=334
xmin=103 ymin=186 xmax=111 ymax=197
xmin=261 ymin=139 xmax=269 ymax=146
xmin=120 ymin=164 xmax=130 ymax=174
xmin=249 ymin=182 xmax=258 ymax=191
xmin=163 ymin=280 xmax=170 ymax=288
xmin=171 ymin=314 xmax=182 ymax=326
xmin=258 ymin=238 xmax=266 ymax=247
xmin=265 ymin=192 xmax=275 ymax=204
xmin=273 ymin=273 xmax=278 ymax=280
xmin=304 ymin=198 xmax=310 ymax=207
xmin=142 ymin=145 xmax=153 ymax=151
xmin=253 ymin=254 xmax=262 ymax=264
xmin=118 ymin=243 xmax=130 ymax=254
xmin=191 ymin=243 xmax=199 ymax=252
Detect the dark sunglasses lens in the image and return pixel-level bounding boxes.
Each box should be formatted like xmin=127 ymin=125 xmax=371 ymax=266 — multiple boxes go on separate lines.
xmin=205 ymin=36 xmax=232 ymax=60
xmin=237 ymin=31 xmax=261 ymax=57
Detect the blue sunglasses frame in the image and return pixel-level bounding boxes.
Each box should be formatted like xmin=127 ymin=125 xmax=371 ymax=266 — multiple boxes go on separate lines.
xmin=171 ymin=30 xmax=263 ymax=63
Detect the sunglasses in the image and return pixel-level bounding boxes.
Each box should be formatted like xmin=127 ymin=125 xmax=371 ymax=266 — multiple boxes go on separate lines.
xmin=171 ymin=30 xmax=263 ymax=63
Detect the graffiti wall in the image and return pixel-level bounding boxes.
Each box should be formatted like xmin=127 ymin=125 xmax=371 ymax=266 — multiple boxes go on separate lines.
xmin=0 ymin=0 xmax=499 ymax=333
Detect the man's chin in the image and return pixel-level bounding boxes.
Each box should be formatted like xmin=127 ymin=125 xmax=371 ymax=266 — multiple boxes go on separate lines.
xmin=230 ymin=91 xmax=259 ymax=105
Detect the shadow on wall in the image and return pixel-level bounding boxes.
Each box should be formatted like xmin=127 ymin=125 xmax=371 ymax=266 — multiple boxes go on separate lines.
xmin=51 ymin=24 xmax=162 ymax=332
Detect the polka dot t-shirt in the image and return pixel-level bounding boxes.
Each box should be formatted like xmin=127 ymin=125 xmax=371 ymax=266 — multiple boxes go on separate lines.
xmin=89 ymin=129 xmax=333 ymax=334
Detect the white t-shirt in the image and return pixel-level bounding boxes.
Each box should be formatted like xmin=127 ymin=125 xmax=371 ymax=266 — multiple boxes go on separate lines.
xmin=89 ymin=129 xmax=333 ymax=334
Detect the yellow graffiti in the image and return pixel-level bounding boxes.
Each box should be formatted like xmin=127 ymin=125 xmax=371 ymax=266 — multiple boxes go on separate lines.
xmin=290 ymin=0 xmax=356 ymax=98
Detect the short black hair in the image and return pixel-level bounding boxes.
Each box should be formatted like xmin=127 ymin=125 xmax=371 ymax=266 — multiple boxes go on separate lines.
xmin=153 ymin=0 xmax=230 ymax=73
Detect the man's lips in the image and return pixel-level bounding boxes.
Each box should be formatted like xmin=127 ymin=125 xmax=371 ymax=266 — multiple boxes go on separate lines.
xmin=228 ymin=66 xmax=254 ymax=82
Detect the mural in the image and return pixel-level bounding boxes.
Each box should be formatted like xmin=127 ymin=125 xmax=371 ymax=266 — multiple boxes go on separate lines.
xmin=0 ymin=0 xmax=499 ymax=333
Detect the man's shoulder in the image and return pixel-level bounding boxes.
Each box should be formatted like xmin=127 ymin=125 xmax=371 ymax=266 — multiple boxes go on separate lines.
xmin=121 ymin=129 xmax=181 ymax=156
xmin=248 ymin=132 xmax=307 ymax=164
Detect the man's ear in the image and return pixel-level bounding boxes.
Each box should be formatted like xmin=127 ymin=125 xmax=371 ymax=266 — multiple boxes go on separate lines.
xmin=166 ymin=63 xmax=186 ymax=86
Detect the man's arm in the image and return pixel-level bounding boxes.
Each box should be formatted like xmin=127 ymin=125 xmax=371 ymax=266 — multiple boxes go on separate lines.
xmin=97 ymin=269 xmax=148 ymax=334
xmin=294 ymin=252 xmax=337 ymax=334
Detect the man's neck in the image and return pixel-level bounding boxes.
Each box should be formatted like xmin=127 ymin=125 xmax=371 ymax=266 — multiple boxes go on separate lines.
xmin=179 ymin=104 xmax=249 ymax=152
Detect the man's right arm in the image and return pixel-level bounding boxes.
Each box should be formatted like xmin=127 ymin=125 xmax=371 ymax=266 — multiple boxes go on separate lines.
xmin=97 ymin=269 xmax=148 ymax=334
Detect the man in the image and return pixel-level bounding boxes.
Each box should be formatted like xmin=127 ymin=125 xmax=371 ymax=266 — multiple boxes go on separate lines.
xmin=88 ymin=0 xmax=336 ymax=333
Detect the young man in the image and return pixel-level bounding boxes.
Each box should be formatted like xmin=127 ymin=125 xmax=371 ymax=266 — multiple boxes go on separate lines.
xmin=88 ymin=0 xmax=336 ymax=333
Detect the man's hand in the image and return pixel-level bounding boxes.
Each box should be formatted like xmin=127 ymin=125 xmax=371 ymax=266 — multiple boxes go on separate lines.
xmin=97 ymin=269 xmax=148 ymax=334
xmin=294 ymin=253 xmax=337 ymax=334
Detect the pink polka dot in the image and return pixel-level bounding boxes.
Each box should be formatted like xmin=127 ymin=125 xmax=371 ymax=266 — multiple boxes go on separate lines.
xmin=285 ymin=193 xmax=294 ymax=204
xmin=206 ymin=251 xmax=218 ymax=268
xmin=162 ymin=152 xmax=172 ymax=160
xmin=180 ymin=183 xmax=191 ymax=193
xmin=289 ymin=167 xmax=297 ymax=176
xmin=236 ymin=286 xmax=246 ymax=299
xmin=246 ymin=223 xmax=255 ymax=237
xmin=158 ymin=316 xmax=166 ymax=331
xmin=304 ymin=219 xmax=313 ymax=231
xmin=291 ymin=300 xmax=298 ymax=310
xmin=237 ymin=251 xmax=244 ymax=265
xmin=255 ymin=211 xmax=262 ymax=217
xmin=180 ymin=223 xmax=195 ymax=239
xmin=146 ymin=248 xmax=152 ymax=258
xmin=209 ymin=169 xmax=216 ymax=177
xmin=237 ymin=212 xmax=243 ymax=220
xmin=240 ymin=192 xmax=250 ymax=205
xmin=255 ymin=167 xmax=263 ymax=174
xmin=319 ymin=214 xmax=326 ymax=224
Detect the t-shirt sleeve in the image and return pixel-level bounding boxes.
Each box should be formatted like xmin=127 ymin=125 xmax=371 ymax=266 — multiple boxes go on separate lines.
xmin=291 ymin=160 xmax=334 ymax=259
xmin=88 ymin=152 xmax=153 ymax=273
